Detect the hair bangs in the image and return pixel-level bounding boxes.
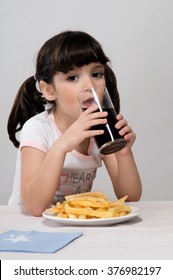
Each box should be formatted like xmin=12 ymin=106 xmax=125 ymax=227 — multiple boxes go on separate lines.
xmin=52 ymin=31 xmax=109 ymax=73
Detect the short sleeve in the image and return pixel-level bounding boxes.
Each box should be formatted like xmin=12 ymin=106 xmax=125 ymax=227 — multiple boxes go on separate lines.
xmin=19 ymin=118 xmax=49 ymax=153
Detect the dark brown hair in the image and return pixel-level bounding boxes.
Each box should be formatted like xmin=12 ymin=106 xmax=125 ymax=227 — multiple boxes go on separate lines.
xmin=7 ymin=30 xmax=120 ymax=148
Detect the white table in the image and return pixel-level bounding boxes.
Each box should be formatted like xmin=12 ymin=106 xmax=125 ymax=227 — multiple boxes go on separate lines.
xmin=0 ymin=201 xmax=173 ymax=259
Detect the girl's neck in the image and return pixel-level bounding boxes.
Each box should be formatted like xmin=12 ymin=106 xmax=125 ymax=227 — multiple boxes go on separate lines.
xmin=53 ymin=109 xmax=74 ymax=132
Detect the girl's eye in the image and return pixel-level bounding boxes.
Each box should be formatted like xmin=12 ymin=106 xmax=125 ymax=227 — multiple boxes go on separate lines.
xmin=92 ymin=71 xmax=104 ymax=78
xmin=67 ymin=75 xmax=78 ymax=82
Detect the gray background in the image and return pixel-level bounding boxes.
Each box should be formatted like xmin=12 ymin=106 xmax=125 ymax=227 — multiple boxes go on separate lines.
xmin=0 ymin=0 xmax=173 ymax=204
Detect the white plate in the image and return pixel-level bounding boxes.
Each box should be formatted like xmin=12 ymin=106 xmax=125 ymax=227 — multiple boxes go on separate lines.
xmin=42 ymin=206 xmax=141 ymax=226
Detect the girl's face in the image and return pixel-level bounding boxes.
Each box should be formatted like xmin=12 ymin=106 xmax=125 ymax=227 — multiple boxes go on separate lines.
xmin=52 ymin=62 xmax=106 ymax=121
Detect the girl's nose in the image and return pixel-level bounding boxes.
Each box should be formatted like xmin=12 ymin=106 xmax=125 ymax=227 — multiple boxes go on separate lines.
xmin=82 ymin=78 xmax=94 ymax=92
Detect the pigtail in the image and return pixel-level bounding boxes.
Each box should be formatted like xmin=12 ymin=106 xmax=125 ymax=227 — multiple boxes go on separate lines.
xmin=104 ymin=65 xmax=120 ymax=113
xmin=7 ymin=76 xmax=46 ymax=148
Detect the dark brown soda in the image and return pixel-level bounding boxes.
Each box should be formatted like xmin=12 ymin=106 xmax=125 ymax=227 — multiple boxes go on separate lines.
xmin=82 ymin=107 xmax=126 ymax=154
xmin=91 ymin=108 xmax=124 ymax=147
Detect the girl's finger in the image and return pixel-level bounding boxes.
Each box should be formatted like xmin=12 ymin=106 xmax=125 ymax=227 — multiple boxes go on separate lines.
xmin=115 ymin=119 xmax=127 ymax=129
xmin=116 ymin=114 xmax=123 ymax=120
xmin=119 ymin=126 xmax=132 ymax=136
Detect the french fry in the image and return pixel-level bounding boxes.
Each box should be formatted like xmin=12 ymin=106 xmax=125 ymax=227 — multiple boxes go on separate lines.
xmin=117 ymin=195 xmax=128 ymax=203
xmin=47 ymin=202 xmax=64 ymax=213
xmin=46 ymin=191 xmax=131 ymax=219
xmin=65 ymin=191 xmax=105 ymax=201
xmin=67 ymin=213 xmax=77 ymax=219
xmin=65 ymin=203 xmax=115 ymax=218
xmin=57 ymin=213 xmax=68 ymax=218
xmin=70 ymin=199 xmax=109 ymax=208
xmin=107 ymin=205 xmax=131 ymax=212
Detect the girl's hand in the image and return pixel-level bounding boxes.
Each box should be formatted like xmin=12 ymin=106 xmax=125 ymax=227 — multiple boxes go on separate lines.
xmin=56 ymin=105 xmax=108 ymax=153
xmin=115 ymin=114 xmax=136 ymax=154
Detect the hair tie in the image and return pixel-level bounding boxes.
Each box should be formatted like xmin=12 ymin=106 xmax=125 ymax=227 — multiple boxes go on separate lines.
xmin=34 ymin=74 xmax=42 ymax=93
xmin=35 ymin=80 xmax=42 ymax=93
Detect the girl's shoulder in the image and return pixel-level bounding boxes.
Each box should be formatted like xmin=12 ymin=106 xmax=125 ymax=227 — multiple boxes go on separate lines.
xmin=19 ymin=108 xmax=57 ymax=152
xmin=20 ymin=108 xmax=57 ymax=140
xmin=22 ymin=108 xmax=54 ymax=128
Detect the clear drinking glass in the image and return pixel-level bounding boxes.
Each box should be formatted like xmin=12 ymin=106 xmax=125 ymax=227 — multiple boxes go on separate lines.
xmin=78 ymin=87 xmax=126 ymax=154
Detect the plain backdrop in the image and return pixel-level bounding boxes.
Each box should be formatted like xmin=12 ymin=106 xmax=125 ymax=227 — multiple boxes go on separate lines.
xmin=0 ymin=0 xmax=173 ymax=204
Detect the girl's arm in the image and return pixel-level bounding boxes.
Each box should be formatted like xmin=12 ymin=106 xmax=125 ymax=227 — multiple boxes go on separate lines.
xmin=21 ymin=144 xmax=66 ymax=216
xmin=103 ymin=114 xmax=142 ymax=201
xmin=21 ymin=106 xmax=108 ymax=216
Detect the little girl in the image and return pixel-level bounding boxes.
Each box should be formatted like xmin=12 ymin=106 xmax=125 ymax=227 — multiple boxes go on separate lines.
xmin=7 ymin=30 xmax=142 ymax=216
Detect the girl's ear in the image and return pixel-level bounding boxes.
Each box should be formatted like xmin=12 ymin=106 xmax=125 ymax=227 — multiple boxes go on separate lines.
xmin=39 ymin=80 xmax=56 ymax=101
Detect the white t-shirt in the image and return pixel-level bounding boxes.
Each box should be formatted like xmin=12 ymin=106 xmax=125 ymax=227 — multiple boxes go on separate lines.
xmin=8 ymin=109 xmax=103 ymax=205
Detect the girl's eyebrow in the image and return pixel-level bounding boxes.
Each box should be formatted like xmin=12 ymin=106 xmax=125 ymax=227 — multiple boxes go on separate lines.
xmin=92 ymin=63 xmax=104 ymax=69
xmin=65 ymin=63 xmax=104 ymax=74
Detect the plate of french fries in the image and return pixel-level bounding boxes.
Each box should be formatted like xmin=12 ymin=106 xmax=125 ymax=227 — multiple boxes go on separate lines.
xmin=42 ymin=191 xmax=141 ymax=226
